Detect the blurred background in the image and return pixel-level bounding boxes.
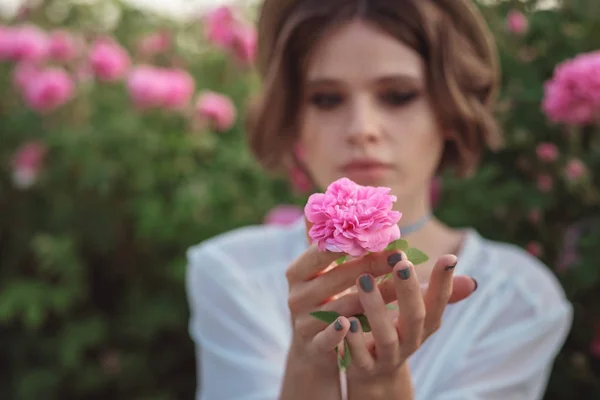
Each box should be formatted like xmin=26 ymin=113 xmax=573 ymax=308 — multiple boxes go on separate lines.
xmin=1 ymin=0 xmax=599 ymax=399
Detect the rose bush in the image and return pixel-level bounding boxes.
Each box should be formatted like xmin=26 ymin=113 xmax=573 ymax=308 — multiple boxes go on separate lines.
xmin=0 ymin=0 xmax=599 ymax=399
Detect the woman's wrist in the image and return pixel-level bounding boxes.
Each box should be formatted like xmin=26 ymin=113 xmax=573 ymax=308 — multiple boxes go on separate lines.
xmin=279 ymin=345 xmax=342 ymax=400
xmin=347 ymin=363 xmax=414 ymax=400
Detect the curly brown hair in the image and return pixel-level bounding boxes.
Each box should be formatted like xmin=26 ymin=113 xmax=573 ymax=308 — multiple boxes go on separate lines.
xmin=245 ymin=0 xmax=503 ymax=177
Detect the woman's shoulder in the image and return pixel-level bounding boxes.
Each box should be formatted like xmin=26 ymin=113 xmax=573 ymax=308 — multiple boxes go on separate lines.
xmin=464 ymin=229 xmax=570 ymax=311
xmin=186 ymin=218 xmax=306 ymax=279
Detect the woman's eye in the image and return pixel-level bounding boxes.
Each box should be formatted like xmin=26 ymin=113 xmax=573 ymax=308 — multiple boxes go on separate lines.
xmin=309 ymin=93 xmax=343 ymax=109
xmin=380 ymin=91 xmax=418 ymax=106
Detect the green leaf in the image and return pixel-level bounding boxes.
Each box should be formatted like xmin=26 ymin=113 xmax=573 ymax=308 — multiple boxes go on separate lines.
xmin=338 ymin=339 xmax=351 ymax=370
xmin=310 ymin=310 xmax=340 ymax=324
xmin=406 ymin=247 xmax=429 ymax=265
xmin=386 ymin=303 xmax=399 ymax=310
xmin=352 ymin=313 xmax=371 ymax=332
xmin=335 ymin=255 xmax=348 ymax=265
xmin=385 ymin=239 xmax=409 ymax=251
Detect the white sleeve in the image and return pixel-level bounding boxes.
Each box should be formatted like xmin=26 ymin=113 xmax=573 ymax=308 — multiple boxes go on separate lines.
xmin=434 ymin=279 xmax=573 ymax=400
xmin=185 ymin=244 xmax=292 ymax=400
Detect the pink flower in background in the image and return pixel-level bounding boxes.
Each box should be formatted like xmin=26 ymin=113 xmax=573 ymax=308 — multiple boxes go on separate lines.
xmin=204 ymin=6 xmax=237 ymax=48
xmin=89 ymin=38 xmax=131 ymax=82
xmin=430 ymin=177 xmax=442 ymax=209
xmin=11 ymin=140 xmax=47 ymax=189
xmin=264 ymin=205 xmax=304 ymax=226
xmin=289 ymin=166 xmax=312 ymax=194
xmin=526 ymin=241 xmax=543 ymax=257
xmin=305 ymin=177 xmax=402 ymax=257
xmin=22 ymin=67 xmax=75 ymax=113
xmin=127 ymin=65 xmax=168 ymax=109
xmin=162 ymin=68 xmax=195 ymax=109
xmin=0 ymin=24 xmax=49 ymax=62
xmin=230 ymin=24 xmax=257 ymax=64
xmin=536 ymin=142 xmax=559 ymax=162
xmin=194 ymin=91 xmax=236 ymax=131
xmin=506 ymin=10 xmax=528 ymax=35
xmin=537 ymin=174 xmax=553 ymax=192
xmin=12 ymin=61 xmax=40 ymax=90
xmin=590 ymin=323 xmax=600 ymax=358
xmin=48 ymin=30 xmax=78 ymax=62
xmin=542 ymin=50 xmax=600 ymax=126
xmin=565 ymin=159 xmax=587 ymax=181
xmin=528 ymin=209 xmax=541 ymax=224
xmin=137 ymin=31 xmax=171 ymax=56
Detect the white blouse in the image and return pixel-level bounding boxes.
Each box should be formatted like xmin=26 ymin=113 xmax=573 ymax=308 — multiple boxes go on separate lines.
xmin=185 ymin=218 xmax=573 ymax=400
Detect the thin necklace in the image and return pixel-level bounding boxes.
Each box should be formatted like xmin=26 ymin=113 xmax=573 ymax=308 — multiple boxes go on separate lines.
xmin=400 ymin=213 xmax=433 ymax=235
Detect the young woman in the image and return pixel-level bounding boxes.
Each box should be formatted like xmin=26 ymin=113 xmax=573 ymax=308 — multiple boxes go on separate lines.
xmin=185 ymin=0 xmax=573 ymax=398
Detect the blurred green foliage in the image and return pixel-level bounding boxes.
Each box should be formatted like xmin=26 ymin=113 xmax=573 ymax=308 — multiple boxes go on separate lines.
xmin=0 ymin=0 xmax=598 ymax=399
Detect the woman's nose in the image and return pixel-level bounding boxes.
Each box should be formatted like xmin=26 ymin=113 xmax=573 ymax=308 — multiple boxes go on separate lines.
xmin=345 ymin=96 xmax=382 ymax=145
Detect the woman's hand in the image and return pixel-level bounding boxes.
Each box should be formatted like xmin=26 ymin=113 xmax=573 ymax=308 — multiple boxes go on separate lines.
xmin=280 ymin=243 xmax=404 ymax=399
xmin=344 ymin=252 xmax=476 ymax=399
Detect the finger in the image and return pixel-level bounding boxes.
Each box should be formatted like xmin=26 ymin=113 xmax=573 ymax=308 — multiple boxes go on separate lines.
xmin=422 ymin=255 xmax=457 ymax=339
xmin=345 ymin=317 xmax=375 ymax=371
xmin=391 ymin=260 xmax=426 ymax=357
xmin=304 ymin=216 xmax=313 ymax=246
xmin=311 ymin=316 xmax=350 ymax=354
xmin=286 ymin=243 xmax=343 ymax=283
xmin=448 ymin=275 xmax=477 ymax=303
xmin=300 ymin=250 xmax=406 ymax=306
xmin=356 ymin=274 xmax=399 ymax=364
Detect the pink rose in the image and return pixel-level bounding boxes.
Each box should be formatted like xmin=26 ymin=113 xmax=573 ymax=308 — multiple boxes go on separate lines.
xmin=22 ymin=67 xmax=75 ymax=113
xmin=264 ymin=205 xmax=304 ymax=226
xmin=526 ymin=241 xmax=543 ymax=257
xmin=136 ymin=31 xmax=171 ymax=56
xmin=204 ymin=6 xmax=237 ymax=48
xmin=89 ymin=38 xmax=131 ymax=82
xmin=565 ymin=159 xmax=586 ymax=181
xmin=230 ymin=24 xmax=257 ymax=64
xmin=127 ymin=66 xmax=194 ymax=110
xmin=542 ymin=50 xmax=600 ymax=126
xmin=430 ymin=177 xmax=442 ymax=209
xmin=506 ymin=10 xmax=528 ymax=35
xmin=48 ymin=29 xmax=78 ymax=62
xmin=11 ymin=140 xmax=47 ymax=189
xmin=305 ymin=177 xmax=402 ymax=257
xmin=535 ymin=142 xmax=559 ymax=162
xmin=162 ymin=68 xmax=195 ymax=110
xmin=528 ymin=209 xmax=541 ymax=224
xmin=289 ymin=166 xmax=313 ymax=194
xmin=0 ymin=24 xmax=49 ymax=62
xmin=194 ymin=91 xmax=236 ymax=131
xmin=12 ymin=61 xmax=40 ymax=90
xmin=536 ymin=174 xmax=553 ymax=192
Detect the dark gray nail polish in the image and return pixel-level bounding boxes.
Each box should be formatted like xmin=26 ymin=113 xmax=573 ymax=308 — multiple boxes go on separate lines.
xmin=350 ymin=319 xmax=359 ymax=333
xmin=387 ymin=253 xmax=403 ymax=267
xmin=334 ymin=319 xmax=343 ymax=331
xmin=472 ymin=278 xmax=478 ymax=291
xmin=444 ymin=263 xmax=457 ymax=271
xmin=359 ymin=275 xmax=373 ymax=292
xmin=397 ymin=267 xmax=411 ymax=280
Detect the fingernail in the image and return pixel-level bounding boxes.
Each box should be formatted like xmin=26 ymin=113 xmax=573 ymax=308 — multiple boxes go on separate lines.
xmin=334 ymin=319 xmax=343 ymax=331
xmin=444 ymin=263 xmax=457 ymax=271
xmin=472 ymin=278 xmax=478 ymax=292
xmin=387 ymin=252 xmax=403 ymax=267
xmin=350 ymin=319 xmax=359 ymax=333
xmin=397 ymin=266 xmax=411 ymax=280
xmin=359 ymin=275 xmax=373 ymax=292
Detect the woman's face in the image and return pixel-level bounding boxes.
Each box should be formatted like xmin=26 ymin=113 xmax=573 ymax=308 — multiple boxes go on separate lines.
xmin=298 ymin=20 xmax=445 ymax=208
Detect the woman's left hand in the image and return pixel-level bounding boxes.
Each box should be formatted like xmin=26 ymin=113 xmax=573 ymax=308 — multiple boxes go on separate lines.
xmin=344 ymin=252 xmax=477 ymax=399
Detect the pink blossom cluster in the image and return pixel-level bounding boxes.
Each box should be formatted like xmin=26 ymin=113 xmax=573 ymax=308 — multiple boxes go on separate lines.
xmin=305 ymin=177 xmax=402 ymax=257
xmin=506 ymin=10 xmax=528 ymax=35
xmin=542 ymin=50 xmax=600 ymax=126
xmin=203 ymin=6 xmax=257 ymax=65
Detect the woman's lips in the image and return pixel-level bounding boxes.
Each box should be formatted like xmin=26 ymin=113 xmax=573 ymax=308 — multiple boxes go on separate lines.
xmin=341 ymin=160 xmax=392 ymax=181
